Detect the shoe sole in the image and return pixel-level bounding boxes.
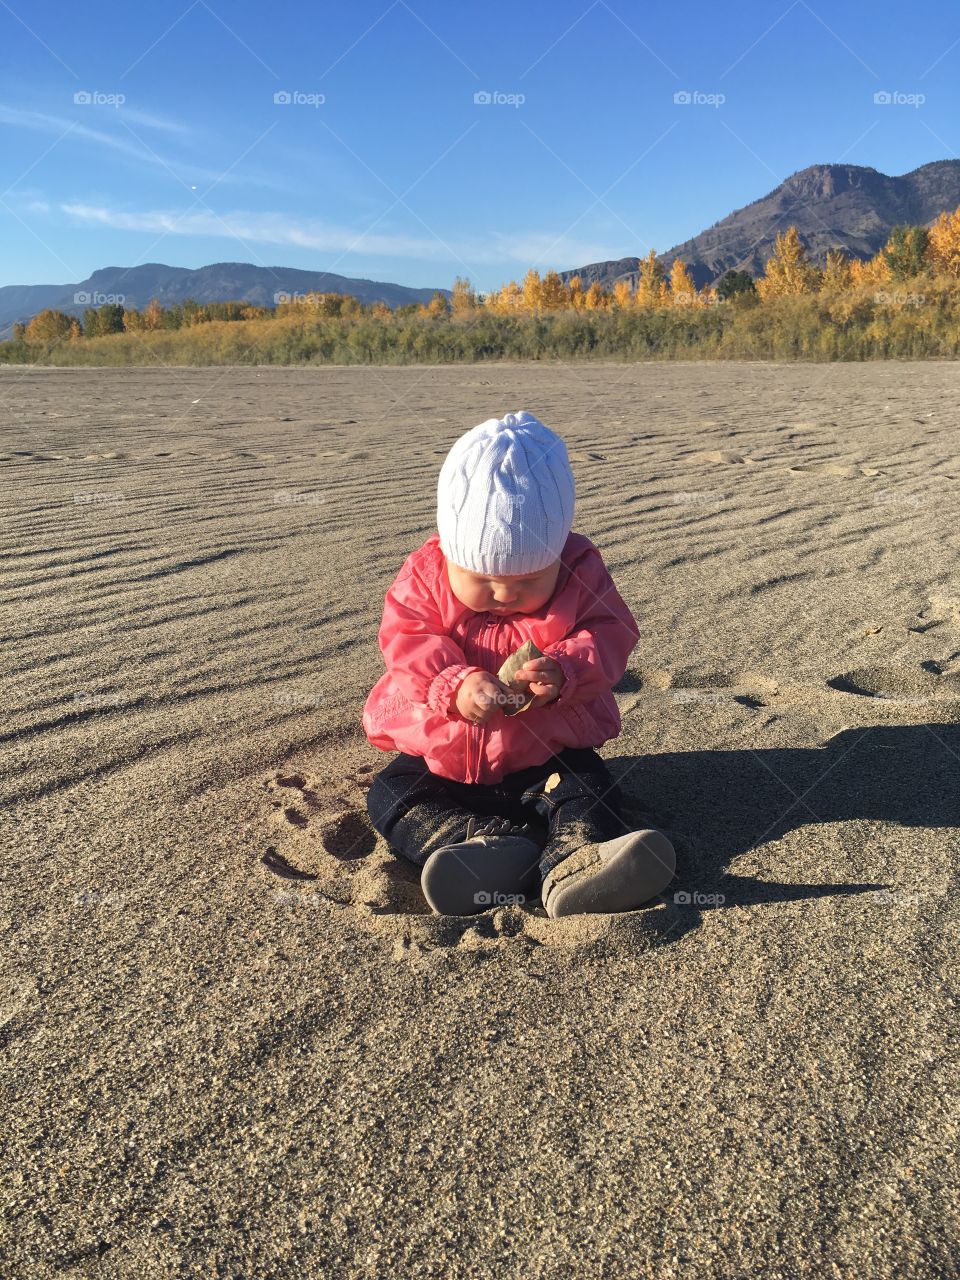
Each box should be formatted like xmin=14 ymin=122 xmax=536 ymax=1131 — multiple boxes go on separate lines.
xmin=543 ymin=829 xmax=676 ymax=918
xmin=421 ymin=836 xmax=542 ymax=916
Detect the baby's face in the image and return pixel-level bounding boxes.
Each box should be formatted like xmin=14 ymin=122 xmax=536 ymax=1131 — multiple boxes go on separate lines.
xmin=446 ymin=558 xmax=562 ymax=616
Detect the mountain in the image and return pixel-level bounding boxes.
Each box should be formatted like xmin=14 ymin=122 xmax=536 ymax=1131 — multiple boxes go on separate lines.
xmin=0 ymin=262 xmax=450 ymax=336
xmin=561 ymin=160 xmax=960 ymax=289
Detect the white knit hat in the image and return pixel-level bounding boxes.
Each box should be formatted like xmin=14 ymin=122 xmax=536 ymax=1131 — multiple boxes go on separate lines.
xmin=437 ymin=410 xmax=575 ymax=575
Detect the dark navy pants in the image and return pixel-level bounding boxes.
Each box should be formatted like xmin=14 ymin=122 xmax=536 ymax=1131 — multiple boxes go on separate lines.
xmin=366 ymin=747 xmax=628 ymax=879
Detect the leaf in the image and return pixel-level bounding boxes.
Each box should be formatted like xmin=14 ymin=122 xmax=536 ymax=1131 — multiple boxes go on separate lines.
xmin=497 ymin=639 xmax=545 ymax=716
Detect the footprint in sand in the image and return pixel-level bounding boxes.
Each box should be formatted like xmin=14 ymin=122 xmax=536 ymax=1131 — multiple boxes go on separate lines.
xmin=615 ymin=667 xmax=780 ymax=715
xmin=788 ymin=462 xmax=881 ymax=479
xmin=905 ymin=596 xmax=960 ymax=636
xmin=907 ymin=619 xmax=944 ymax=636
xmin=826 ymin=664 xmax=960 ymax=705
xmin=9 ymin=450 xmax=66 ymax=462
xmin=668 ymin=669 xmax=781 ymax=711
xmin=689 ymin=449 xmax=757 ymax=465
xmin=264 ymin=767 xmax=377 ymax=860
xmin=928 ymin=595 xmax=960 ymax=626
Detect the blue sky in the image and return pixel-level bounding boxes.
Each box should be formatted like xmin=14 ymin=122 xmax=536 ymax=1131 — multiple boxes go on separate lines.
xmin=1 ymin=0 xmax=958 ymax=293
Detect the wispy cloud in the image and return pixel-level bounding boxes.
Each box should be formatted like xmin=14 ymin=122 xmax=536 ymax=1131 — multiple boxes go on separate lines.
xmin=119 ymin=106 xmax=196 ymax=136
xmin=0 ymin=102 xmax=279 ymax=189
xmin=487 ymin=230 xmax=620 ymax=269
xmin=56 ymin=200 xmax=616 ymax=268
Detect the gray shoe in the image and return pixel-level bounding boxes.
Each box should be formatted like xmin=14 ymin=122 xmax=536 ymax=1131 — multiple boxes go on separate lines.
xmin=420 ymin=816 xmax=543 ymax=916
xmin=541 ymin=829 xmax=676 ymax=918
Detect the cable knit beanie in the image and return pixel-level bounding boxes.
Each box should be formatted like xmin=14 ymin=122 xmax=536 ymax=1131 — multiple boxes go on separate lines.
xmin=437 ymin=410 xmax=576 ymax=575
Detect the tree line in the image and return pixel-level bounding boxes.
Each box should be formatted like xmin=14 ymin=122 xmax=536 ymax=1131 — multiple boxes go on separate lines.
xmin=4 ymin=204 xmax=960 ymax=364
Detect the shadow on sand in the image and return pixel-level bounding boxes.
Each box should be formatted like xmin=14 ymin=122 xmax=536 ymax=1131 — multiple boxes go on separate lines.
xmin=607 ymin=722 xmax=959 ymax=942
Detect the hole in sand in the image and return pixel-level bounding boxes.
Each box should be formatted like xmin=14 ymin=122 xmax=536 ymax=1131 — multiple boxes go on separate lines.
xmin=826 ymin=667 xmax=937 ymax=701
xmin=322 ymin=811 xmax=377 ymax=860
xmin=260 ymin=766 xmax=680 ymax=953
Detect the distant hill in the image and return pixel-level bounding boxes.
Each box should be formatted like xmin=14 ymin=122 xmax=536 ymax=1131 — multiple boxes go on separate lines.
xmin=0 ymin=262 xmax=450 ymax=336
xmin=561 ymin=160 xmax=960 ymax=289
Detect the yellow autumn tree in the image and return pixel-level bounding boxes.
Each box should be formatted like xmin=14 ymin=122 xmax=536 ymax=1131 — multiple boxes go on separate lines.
xmin=522 ymin=268 xmax=543 ymax=311
xmin=635 ymin=250 xmax=666 ymax=307
xmin=502 ymin=281 xmax=524 ymax=311
xmin=848 ymin=252 xmax=891 ymax=288
xmin=612 ymin=279 xmax=633 ymax=309
xmin=583 ymin=281 xmax=609 ymax=310
xmin=820 ymin=249 xmax=853 ymax=293
xmin=669 ymin=257 xmax=699 ymax=306
xmin=540 ymin=270 xmax=569 ymax=310
xmin=451 ymin=276 xmax=477 ymax=314
xmin=142 ymin=298 xmax=165 ymax=330
xmin=926 ymin=207 xmax=960 ymax=277
xmin=567 ymin=275 xmax=586 ymax=310
xmin=485 ymin=280 xmax=523 ymax=312
xmin=755 ymin=227 xmax=821 ymax=298
xmin=25 ymin=309 xmax=75 ymax=346
xmin=483 ymin=285 xmax=503 ymax=312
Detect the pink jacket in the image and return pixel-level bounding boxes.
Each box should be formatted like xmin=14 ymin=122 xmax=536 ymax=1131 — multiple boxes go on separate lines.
xmin=362 ymin=531 xmax=640 ymax=785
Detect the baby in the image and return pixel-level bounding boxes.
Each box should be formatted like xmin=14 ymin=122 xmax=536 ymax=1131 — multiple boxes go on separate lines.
xmin=363 ymin=410 xmax=676 ymax=917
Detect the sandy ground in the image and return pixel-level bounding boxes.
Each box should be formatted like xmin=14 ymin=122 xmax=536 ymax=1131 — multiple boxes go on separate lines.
xmin=1 ymin=360 xmax=959 ymax=1278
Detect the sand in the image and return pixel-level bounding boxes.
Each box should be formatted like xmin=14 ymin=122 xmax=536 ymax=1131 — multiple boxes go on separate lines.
xmin=1 ymin=360 xmax=958 ymax=1278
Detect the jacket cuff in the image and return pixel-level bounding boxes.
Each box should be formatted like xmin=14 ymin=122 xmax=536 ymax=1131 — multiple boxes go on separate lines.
xmin=543 ymin=647 xmax=579 ymax=705
xmin=426 ymin=664 xmax=485 ymax=719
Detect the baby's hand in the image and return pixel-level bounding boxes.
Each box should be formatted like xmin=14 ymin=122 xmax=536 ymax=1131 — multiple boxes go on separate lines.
xmin=455 ymin=671 xmax=513 ymax=724
xmin=511 ymin=656 xmax=565 ymax=708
